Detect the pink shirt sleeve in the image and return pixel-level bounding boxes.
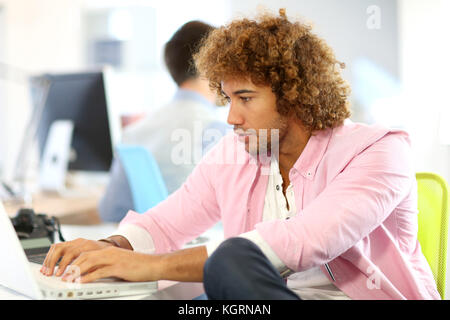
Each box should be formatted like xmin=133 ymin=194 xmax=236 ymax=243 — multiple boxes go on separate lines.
xmin=119 ymin=152 xmax=221 ymax=254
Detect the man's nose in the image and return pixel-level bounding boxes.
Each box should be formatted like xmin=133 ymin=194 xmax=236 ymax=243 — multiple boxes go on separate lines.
xmin=227 ymin=103 xmax=244 ymax=126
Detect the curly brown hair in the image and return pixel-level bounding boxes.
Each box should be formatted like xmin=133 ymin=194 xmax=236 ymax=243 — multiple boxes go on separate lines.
xmin=194 ymin=9 xmax=351 ymax=132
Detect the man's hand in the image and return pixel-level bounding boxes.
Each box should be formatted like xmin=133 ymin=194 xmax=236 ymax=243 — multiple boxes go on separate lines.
xmin=61 ymin=246 xmax=162 ymax=283
xmin=41 ymin=238 xmax=115 ymax=277
xmin=41 ymin=237 xmax=208 ymax=283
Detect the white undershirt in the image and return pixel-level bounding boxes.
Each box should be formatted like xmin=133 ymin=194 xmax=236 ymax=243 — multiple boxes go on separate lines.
xmin=114 ymin=158 xmax=350 ymax=300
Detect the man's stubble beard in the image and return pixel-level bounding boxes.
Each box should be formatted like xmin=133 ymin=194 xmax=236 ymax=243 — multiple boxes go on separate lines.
xmin=246 ymin=115 xmax=289 ymax=161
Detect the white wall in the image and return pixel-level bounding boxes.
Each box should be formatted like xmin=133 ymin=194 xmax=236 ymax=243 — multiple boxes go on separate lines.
xmin=0 ymin=6 xmax=6 ymax=177
xmin=0 ymin=0 xmax=84 ymax=181
xmin=399 ymin=0 xmax=450 ymax=181
xmin=399 ymin=0 xmax=450 ymax=299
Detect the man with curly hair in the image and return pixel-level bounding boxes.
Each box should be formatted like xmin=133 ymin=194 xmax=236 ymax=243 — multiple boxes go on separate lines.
xmin=40 ymin=10 xmax=440 ymax=300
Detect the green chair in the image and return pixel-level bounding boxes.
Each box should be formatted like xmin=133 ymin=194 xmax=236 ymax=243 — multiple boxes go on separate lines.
xmin=416 ymin=172 xmax=449 ymax=299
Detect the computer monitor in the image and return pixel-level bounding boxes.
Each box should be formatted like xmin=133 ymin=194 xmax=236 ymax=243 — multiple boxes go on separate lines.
xmin=32 ymin=71 xmax=114 ymax=173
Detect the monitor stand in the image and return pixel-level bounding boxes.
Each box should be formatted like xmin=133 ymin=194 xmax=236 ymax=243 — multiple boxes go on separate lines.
xmin=38 ymin=120 xmax=74 ymax=193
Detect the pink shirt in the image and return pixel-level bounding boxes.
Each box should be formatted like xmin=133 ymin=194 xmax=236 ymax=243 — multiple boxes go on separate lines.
xmin=120 ymin=120 xmax=441 ymax=300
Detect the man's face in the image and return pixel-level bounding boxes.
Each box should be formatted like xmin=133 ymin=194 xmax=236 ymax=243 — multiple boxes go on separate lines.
xmin=222 ymin=78 xmax=289 ymax=156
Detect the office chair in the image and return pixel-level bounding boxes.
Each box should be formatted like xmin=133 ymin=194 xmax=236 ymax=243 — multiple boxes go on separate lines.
xmin=116 ymin=145 xmax=168 ymax=213
xmin=416 ymin=172 xmax=449 ymax=299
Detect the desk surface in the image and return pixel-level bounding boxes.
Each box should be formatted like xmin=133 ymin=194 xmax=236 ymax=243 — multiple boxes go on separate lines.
xmin=3 ymin=185 xmax=104 ymax=225
xmin=0 ymin=223 xmax=223 ymax=300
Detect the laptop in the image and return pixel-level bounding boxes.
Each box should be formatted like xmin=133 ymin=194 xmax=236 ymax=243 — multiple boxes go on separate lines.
xmin=0 ymin=201 xmax=157 ymax=299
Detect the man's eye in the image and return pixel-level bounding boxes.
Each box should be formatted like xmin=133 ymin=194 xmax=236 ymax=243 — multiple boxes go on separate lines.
xmin=240 ymin=97 xmax=251 ymax=102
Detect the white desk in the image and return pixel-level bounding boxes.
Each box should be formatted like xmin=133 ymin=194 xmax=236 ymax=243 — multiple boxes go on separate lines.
xmin=0 ymin=223 xmax=223 ymax=300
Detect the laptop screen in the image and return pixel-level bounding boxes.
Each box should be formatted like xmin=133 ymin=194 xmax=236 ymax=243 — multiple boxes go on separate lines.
xmin=0 ymin=201 xmax=43 ymax=299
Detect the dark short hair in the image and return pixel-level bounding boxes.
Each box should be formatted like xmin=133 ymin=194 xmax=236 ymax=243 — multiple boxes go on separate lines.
xmin=164 ymin=21 xmax=215 ymax=86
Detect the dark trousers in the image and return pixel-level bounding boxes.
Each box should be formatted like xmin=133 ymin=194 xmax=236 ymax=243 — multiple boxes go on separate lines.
xmin=203 ymin=237 xmax=301 ymax=300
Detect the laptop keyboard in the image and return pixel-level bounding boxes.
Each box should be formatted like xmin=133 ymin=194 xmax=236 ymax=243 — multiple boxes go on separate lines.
xmin=28 ymin=254 xmax=59 ymax=266
xmin=28 ymin=254 xmax=47 ymax=265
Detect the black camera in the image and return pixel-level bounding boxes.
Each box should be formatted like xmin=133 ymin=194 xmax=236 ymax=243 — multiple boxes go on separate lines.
xmin=10 ymin=208 xmax=65 ymax=243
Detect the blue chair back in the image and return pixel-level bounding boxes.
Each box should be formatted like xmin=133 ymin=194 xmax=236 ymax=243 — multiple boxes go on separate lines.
xmin=116 ymin=145 xmax=168 ymax=213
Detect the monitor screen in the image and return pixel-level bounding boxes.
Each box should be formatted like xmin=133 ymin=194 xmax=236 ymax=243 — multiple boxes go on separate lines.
xmin=32 ymin=71 xmax=113 ymax=172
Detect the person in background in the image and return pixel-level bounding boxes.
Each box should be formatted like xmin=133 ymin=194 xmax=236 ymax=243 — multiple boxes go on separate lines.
xmin=98 ymin=20 xmax=229 ymax=222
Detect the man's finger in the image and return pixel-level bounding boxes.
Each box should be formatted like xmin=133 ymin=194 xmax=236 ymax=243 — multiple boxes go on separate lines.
xmin=55 ymin=248 xmax=81 ymax=277
xmin=62 ymin=251 xmax=104 ymax=281
xmin=41 ymin=245 xmax=55 ymax=273
xmin=79 ymin=266 xmax=115 ymax=283
xmin=42 ymin=243 xmax=65 ymax=276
